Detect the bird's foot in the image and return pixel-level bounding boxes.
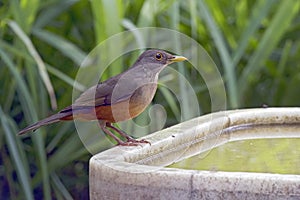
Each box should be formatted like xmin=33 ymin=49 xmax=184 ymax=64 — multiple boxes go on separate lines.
xmin=100 ymin=122 xmax=151 ymax=146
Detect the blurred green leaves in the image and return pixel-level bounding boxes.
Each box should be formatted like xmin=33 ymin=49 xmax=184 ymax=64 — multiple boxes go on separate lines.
xmin=0 ymin=0 xmax=299 ymax=198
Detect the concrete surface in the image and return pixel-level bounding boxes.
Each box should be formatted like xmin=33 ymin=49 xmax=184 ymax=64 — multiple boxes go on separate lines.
xmin=90 ymin=108 xmax=300 ymax=199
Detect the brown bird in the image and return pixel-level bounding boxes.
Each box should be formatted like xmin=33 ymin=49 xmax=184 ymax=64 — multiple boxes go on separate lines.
xmin=18 ymin=49 xmax=187 ymax=145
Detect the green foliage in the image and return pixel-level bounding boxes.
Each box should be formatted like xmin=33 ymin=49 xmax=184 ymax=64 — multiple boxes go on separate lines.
xmin=0 ymin=0 xmax=299 ymax=198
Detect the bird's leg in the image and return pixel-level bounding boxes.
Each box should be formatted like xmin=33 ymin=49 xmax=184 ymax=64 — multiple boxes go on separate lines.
xmin=98 ymin=121 xmax=137 ymax=146
xmin=106 ymin=123 xmax=150 ymax=145
xmin=105 ymin=123 xmax=134 ymax=141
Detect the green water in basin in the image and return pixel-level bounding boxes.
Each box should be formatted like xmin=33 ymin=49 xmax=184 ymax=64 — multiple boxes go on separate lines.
xmin=169 ymin=138 xmax=300 ymax=174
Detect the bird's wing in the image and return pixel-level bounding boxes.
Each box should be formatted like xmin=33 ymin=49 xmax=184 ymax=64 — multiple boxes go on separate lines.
xmin=60 ymin=73 xmax=136 ymax=113
xmin=73 ymin=84 xmax=112 ymax=107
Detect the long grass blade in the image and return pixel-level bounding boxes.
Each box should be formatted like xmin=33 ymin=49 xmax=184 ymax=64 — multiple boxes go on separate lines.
xmin=35 ymin=0 xmax=80 ymax=28
xmin=0 ymin=39 xmax=85 ymax=91
xmin=239 ymin=0 xmax=300 ymax=96
xmin=7 ymin=20 xmax=57 ymax=110
xmin=90 ymin=0 xmax=124 ymax=77
xmin=232 ymin=0 xmax=276 ymax=66
xmin=32 ymin=28 xmax=88 ymax=66
xmin=51 ymin=173 xmax=73 ymax=200
xmin=0 ymin=48 xmax=51 ymax=200
xmin=170 ymin=2 xmax=192 ymax=121
xmin=0 ymin=107 xmax=34 ymax=200
xmin=198 ymin=0 xmax=239 ymax=108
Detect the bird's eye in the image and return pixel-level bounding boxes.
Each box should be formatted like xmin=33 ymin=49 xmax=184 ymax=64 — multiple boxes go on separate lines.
xmin=155 ymin=53 xmax=162 ymax=60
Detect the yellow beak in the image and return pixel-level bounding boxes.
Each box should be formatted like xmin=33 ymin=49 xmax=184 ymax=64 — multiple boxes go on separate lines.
xmin=169 ymin=55 xmax=188 ymax=62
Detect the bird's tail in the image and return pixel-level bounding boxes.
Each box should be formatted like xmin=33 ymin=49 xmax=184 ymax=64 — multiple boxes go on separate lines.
xmin=18 ymin=111 xmax=73 ymax=135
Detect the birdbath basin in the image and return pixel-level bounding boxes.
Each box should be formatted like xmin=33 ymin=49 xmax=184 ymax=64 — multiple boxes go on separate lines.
xmin=89 ymin=108 xmax=300 ymax=199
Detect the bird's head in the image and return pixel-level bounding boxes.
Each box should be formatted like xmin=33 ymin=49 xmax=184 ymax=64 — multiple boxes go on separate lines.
xmin=136 ymin=49 xmax=187 ymax=66
xmin=132 ymin=49 xmax=187 ymax=75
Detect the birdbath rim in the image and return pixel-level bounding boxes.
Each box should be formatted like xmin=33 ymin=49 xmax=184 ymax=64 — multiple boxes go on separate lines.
xmin=90 ymin=107 xmax=300 ymax=199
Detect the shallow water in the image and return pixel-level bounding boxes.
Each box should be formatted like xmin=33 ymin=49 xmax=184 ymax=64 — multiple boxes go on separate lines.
xmin=169 ymin=138 xmax=300 ymax=174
